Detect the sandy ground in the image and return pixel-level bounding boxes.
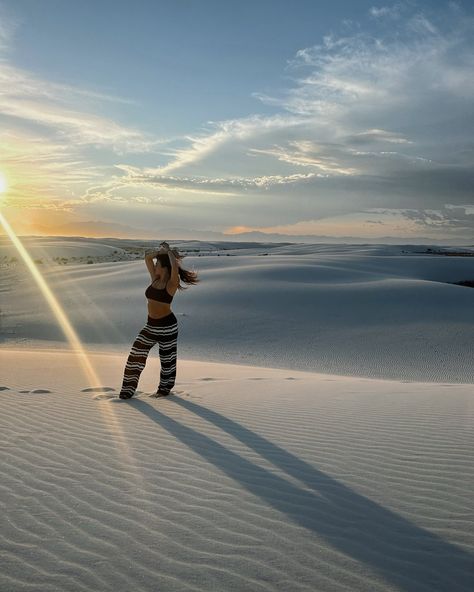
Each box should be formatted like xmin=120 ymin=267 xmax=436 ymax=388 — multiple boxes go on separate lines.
xmin=0 ymin=237 xmax=473 ymax=591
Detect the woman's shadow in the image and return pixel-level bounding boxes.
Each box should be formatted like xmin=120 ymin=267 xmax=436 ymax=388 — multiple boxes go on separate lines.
xmin=130 ymin=396 xmax=473 ymax=591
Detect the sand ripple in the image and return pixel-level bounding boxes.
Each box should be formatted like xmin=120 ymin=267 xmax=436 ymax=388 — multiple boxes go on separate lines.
xmin=1 ymin=351 xmax=473 ymax=591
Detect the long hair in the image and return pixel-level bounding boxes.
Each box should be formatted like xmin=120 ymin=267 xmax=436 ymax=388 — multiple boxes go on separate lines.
xmin=157 ymin=251 xmax=199 ymax=291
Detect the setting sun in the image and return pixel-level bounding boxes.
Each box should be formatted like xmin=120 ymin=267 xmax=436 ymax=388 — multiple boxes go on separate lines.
xmin=0 ymin=172 xmax=7 ymax=194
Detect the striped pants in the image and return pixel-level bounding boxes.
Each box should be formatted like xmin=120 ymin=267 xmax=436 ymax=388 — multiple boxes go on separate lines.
xmin=119 ymin=313 xmax=178 ymax=399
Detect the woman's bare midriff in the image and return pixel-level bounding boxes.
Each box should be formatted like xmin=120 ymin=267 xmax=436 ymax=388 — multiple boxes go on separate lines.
xmin=147 ymin=300 xmax=172 ymax=319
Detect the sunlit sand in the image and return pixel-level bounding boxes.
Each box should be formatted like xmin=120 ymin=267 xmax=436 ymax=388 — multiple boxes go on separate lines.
xmin=0 ymin=235 xmax=473 ymax=591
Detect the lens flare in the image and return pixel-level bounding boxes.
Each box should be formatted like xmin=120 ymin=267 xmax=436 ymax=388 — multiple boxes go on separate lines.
xmin=0 ymin=210 xmax=141 ymax=480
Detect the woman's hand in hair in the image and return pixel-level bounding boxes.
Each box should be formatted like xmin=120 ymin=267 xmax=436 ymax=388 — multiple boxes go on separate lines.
xmin=171 ymin=248 xmax=183 ymax=263
xmin=161 ymin=242 xmax=182 ymax=260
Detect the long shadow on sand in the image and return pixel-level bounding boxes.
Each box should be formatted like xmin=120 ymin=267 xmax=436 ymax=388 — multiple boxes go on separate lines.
xmin=130 ymin=398 xmax=473 ymax=592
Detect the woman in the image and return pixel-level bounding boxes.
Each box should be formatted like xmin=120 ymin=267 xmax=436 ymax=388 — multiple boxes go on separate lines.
xmin=119 ymin=241 xmax=199 ymax=399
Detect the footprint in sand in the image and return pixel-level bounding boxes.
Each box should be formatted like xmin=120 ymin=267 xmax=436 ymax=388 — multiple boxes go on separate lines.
xmin=81 ymin=386 xmax=116 ymax=393
xmin=155 ymin=390 xmax=195 ymax=398
xmin=171 ymin=390 xmax=197 ymax=398
xmin=13 ymin=389 xmax=52 ymax=394
xmin=247 ymin=377 xmax=297 ymax=381
xmin=93 ymin=393 xmax=121 ymax=401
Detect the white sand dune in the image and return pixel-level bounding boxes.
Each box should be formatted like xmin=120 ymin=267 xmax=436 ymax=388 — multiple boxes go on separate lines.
xmin=1 ymin=350 xmax=473 ymax=592
xmin=0 ymin=236 xmax=130 ymax=260
xmin=0 ymin=238 xmax=473 ymax=591
xmin=1 ymin=240 xmax=473 ymax=382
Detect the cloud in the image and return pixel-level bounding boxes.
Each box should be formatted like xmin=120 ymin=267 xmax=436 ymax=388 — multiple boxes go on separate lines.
xmin=248 ymin=141 xmax=361 ymax=175
xmin=154 ymin=113 xmax=305 ymax=174
xmin=0 ymin=3 xmax=20 ymax=52
xmin=0 ymin=11 xmax=175 ymax=211
xmin=0 ymin=62 xmax=159 ymax=153
xmin=72 ymin=166 xmax=322 ymax=204
xmin=0 ymin=129 xmax=110 ymax=208
xmin=267 ymin=14 xmax=474 ymax=117
xmin=401 ymin=204 xmax=474 ymax=232
xmin=344 ymin=129 xmax=412 ymax=145
xmin=369 ymin=4 xmax=404 ymax=20
xmin=0 ymin=9 xmax=157 ymax=153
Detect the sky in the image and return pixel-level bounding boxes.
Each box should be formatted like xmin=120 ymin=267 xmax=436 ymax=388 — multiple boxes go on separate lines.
xmin=0 ymin=0 xmax=473 ymax=243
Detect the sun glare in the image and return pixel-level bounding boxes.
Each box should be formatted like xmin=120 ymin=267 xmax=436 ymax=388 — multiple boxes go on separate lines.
xmin=0 ymin=210 xmax=141 ymax=478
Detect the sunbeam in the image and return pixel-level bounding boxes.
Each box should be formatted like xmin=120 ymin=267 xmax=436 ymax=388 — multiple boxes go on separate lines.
xmin=0 ymin=212 xmax=99 ymax=383
xmin=0 ymin=211 xmax=141 ymax=480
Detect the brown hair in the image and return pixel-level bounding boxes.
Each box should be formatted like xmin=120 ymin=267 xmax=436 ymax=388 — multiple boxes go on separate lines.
xmin=157 ymin=250 xmax=199 ymax=291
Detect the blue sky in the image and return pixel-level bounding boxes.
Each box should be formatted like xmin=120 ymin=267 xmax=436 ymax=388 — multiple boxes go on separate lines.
xmin=0 ymin=0 xmax=473 ymax=242
xmin=3 ymin=0 xmax=385 ymax=133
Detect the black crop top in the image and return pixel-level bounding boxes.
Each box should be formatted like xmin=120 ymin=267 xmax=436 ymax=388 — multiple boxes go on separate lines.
xmin=145 ymin=279 xmax=174 ymax=304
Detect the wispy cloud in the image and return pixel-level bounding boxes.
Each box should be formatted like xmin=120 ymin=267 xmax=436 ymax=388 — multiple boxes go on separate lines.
xmin=369 ymin=3 xmax=404 ymax=20
xmin=401 ymin=204 xmax=474 ymax=233
xmin=0 ymin=3 xmax=20 ymax=52
xmin=249 ymin=141 xmax=361 ymax=175
xmin=264 ymin=11 xmax=473 ymax=115
xmin=0 ymin=11 xmax=178 ymax=214
xmin=78 ymin=166 xmax=320 ymax=201
xmin=0 ymin=129 xmax=108 ymax=207
xmin=0 ymin=63 xmax=160 ymax=153
xmin=344 ymin=129 xmax=412 ymax=145
xmin=154 ymin=114 xmax=305 ymax=174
